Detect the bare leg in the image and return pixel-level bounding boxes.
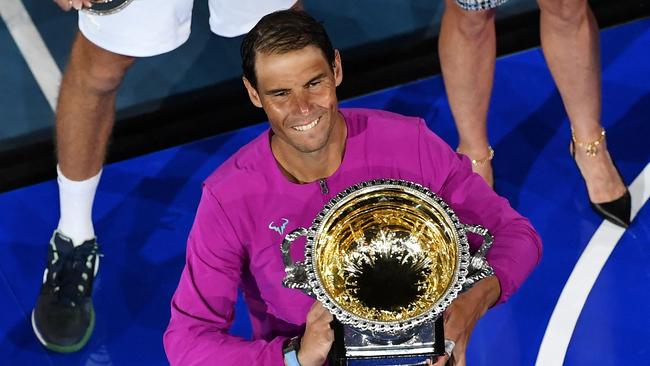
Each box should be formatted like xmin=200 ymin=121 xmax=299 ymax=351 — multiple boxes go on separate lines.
xmin=439 ymin=0 xmax=496 ymax=187
xmin=56 ymin=32 xmax=135 ymax=180
xmin=538 ymin=0 xmax=626 ymax=203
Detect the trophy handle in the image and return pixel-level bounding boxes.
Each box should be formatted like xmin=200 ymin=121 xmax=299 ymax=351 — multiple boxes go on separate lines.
xmin=281 ymin=227 xmax=315 ymax=297
xmin=462 ymin=224 xmax=496 ymax=290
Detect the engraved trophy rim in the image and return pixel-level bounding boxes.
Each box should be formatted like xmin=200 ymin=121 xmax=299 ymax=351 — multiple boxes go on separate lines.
xmin=81 ymin=0 xmax=135 ymax=16
xmin=303 ymin=179 xmax=471 ymax=335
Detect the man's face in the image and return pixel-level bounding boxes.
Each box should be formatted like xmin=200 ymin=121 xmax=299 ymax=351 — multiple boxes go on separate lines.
xmin=243 ymin=46 xmax=343 ymax=155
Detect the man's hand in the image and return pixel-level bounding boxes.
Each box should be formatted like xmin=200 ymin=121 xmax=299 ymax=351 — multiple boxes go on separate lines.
xmin=297 ymin=302 xmax=334 ymax=366
xmin=53 ymin=0 xmax=93 ymax=12
xmin=431 ymin=276 xmax=501 ymax=366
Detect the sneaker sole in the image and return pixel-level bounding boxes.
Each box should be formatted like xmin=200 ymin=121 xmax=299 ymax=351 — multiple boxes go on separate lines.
xmin=31 ymin=302 xmax=95 ymax=353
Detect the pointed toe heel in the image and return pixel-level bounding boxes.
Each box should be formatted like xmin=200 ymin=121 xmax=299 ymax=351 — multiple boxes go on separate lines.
xmin=590 ymin=189 xmax=631 ymax=228
xmin=570 ymin=128 xmax=632 ymax=229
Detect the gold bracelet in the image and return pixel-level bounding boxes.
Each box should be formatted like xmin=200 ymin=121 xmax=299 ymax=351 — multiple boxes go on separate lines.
xmin=457 ymin=146 xmax=494 ymax=167
xmin=572 ymin=128 xmax=605 ymax=157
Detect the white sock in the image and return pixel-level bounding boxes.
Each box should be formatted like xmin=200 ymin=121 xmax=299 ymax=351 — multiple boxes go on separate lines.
xmin=57 ymin=165 xmax=101 ymax=246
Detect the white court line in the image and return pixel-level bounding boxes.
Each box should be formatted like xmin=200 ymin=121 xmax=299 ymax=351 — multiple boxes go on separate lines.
xmin=0 ymin=0 xmax=62 ymax=111
xmin=536 ymin=162 xmax=650 ymax=366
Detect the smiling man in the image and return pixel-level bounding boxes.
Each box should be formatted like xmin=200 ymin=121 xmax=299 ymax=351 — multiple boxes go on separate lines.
xmin=242 ymin=37 xmax=346 ymax=185
xmin=164 ymin=10 xmax=541 ymax=366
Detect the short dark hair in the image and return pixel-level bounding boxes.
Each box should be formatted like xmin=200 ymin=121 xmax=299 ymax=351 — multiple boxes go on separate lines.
xmin=241 ymin=10 xmax=335 ymax=89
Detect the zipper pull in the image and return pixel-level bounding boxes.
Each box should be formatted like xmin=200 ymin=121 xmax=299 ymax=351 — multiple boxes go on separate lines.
xmin=319 ymin=179 xmax=329 ymax=195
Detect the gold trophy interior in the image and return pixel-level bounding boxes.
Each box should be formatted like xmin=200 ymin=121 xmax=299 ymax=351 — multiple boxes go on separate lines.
xmin=314 ymin=186 xmax=459 ymax=325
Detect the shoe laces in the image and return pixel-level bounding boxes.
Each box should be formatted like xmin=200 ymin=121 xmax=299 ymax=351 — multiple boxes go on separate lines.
xmin=46 ymin=242 xmax=100 ymax=307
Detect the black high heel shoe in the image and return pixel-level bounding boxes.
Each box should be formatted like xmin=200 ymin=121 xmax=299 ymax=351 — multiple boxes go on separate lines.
xmin=570 ymin=130 xmax=631 ymax=228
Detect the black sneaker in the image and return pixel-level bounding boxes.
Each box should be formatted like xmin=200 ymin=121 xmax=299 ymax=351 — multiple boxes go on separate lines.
xmin=32 ymin=231 xmax=100 ymax=353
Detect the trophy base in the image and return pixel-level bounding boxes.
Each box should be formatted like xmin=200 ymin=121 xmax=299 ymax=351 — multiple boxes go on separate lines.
xmin=330 ymin=354 xmax=437 ymax=366
xmin=329 ymin=318 xmax=444 ymax=366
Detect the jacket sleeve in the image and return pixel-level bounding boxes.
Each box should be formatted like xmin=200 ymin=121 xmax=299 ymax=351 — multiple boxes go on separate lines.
xmin=416 ymin=120 xmax=542 ymax=304
xmin=164 ymin=186 xmax=287 ymax=365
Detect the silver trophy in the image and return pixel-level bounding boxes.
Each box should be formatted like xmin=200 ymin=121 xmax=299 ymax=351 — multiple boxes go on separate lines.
xmin=281 ymin=179 xmax=494 ymax=365
xmin=82 ymin=0 xmax=134 ymax=15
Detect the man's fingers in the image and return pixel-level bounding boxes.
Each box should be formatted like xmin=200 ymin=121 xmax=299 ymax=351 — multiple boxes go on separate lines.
xmin=318 ymin=308 xmax=334 ymax=322
xmin=451 ymin=350 xmax=466 ymax=366
xmin=306 ymin=302 xmax=323 ymax=319
xmin=54 ymin=0 xmax=86 ymax=11
xmin=71 ymin=0 xmax=84 ymax=10
xmin=430 ymin=355 xmax=448 ymax=366
xmin=53 ymin=0 xmax=72 ymax=11
xmin=323 ymin=327 xmax=334 ymax=342
xmin=313 ymin=314 xmax=334 ymax=333
xmin=308 ymin=301 xmax=334 ymax=324
xmin=307 ymin=302 xmax=327 ymax=321
xmin=311 ymin=301 xmax=326 ymax=312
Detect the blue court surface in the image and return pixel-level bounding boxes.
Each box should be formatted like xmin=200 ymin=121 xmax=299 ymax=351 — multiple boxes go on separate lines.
xmin=0 ymin=17 xmax=649 ymax=366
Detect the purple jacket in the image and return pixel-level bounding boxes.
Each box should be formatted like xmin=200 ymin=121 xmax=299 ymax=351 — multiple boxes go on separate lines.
xmin=164 ymin=108 xmax=542 ymax=365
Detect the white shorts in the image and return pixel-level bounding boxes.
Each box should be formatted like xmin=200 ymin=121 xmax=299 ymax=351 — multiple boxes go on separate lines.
xmin=78 ymin=0 xmax=296 ymax=57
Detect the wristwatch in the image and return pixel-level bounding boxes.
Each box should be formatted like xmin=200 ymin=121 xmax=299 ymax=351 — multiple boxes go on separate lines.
xmin=282 ymin=336 xmax=302 ymax=366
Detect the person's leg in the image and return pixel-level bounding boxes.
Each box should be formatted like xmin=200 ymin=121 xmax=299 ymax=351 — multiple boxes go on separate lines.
xmin=439 ymin=0 xmax=497 ymax=187
xmin=32 ymin=32 xmax=135 ymax=353
xmin=537 ymin=0 xmax=627 ymax=205
xmin=57 ymin=33 xmax=134 ymax=181
xmin=34 ymin=0 xmax=201 ymax=352
xmin=55 ymin=32 xmax=135 ymax=244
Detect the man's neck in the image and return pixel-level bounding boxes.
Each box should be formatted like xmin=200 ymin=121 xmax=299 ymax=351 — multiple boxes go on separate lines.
xmin=273 ymin=113 xmax=347 ymax=184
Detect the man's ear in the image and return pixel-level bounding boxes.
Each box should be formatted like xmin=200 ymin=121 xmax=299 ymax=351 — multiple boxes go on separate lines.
xmin=242 ymin=77 xmax=263 ymax=108
xmin=333 ymin=49 xmax=343 ymax=87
